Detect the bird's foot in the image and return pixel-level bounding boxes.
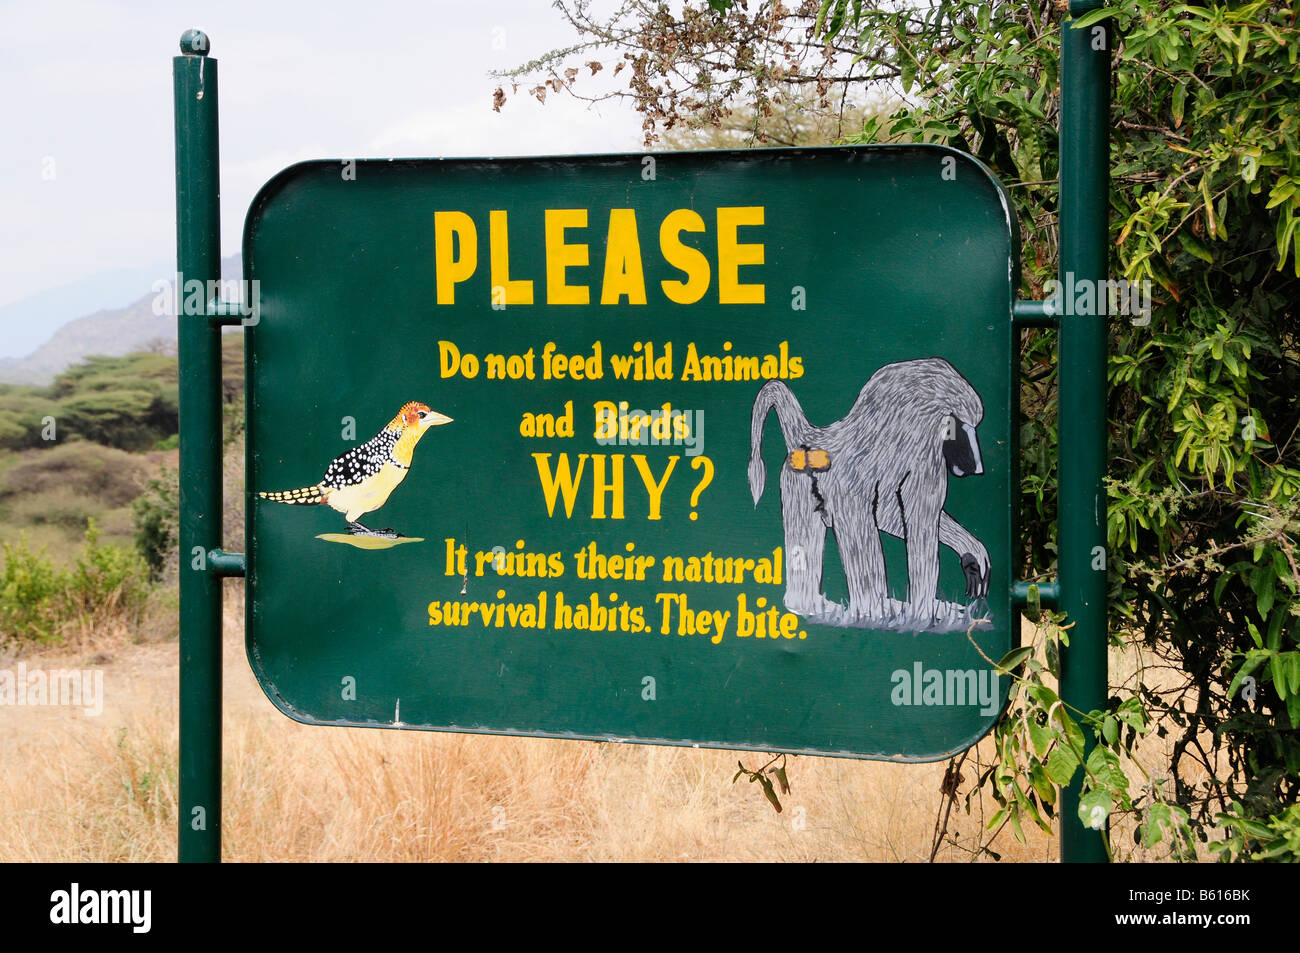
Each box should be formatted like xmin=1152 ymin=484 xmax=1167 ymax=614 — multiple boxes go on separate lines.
xmin=347 ymin=521 xmax=403 ymax=539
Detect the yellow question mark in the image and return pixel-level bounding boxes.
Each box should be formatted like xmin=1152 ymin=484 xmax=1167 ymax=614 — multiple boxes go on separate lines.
xmin=689 ymin=456 xmax=714 ymax=520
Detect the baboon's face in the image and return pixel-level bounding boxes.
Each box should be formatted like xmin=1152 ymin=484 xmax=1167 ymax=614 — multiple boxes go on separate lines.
xmin=943 ymin=417 xmax=984 ymax=478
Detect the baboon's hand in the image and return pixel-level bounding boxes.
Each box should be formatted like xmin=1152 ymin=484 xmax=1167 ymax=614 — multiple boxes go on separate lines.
xmin=960 ymin=551 xmax=990 ymax=598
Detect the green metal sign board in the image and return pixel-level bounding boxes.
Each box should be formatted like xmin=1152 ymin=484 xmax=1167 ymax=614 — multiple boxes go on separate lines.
xmin=243 ymin=145 xmax=1019 ymax=760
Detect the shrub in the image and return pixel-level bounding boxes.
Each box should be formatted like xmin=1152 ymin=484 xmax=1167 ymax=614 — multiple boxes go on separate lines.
xmin=56 ymin=390 xmax=167 ymax=451
xmin=0 ymin=442 xmax=150 ymax=508
xmin=65 ymin=520 xmax=150 ymax=631
xmin=0 ymin=390 xmax=57 ymax=451
xmin=133 ymin=467 xmax=179 ymax=580
xmin=6 ymin=486 xmax=103 ymax=531
xmin=0 ymin=535 xmax=62 ymax=643
xmin=0 ymin=521 xmax=152 ymax=647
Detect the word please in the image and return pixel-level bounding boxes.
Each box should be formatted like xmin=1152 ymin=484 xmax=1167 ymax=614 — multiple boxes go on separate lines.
xmin=434 ymin=207 xmax=765 ymax=306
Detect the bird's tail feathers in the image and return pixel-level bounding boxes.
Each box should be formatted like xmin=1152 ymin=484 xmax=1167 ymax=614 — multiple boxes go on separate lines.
xmin=259 ymin=484 xmax=328 ymax=505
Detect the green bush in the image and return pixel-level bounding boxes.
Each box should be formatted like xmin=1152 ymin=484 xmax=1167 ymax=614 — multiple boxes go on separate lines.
xmin=56 ymin=389 xmax=167 ymax=451
xmin=0 ymin=390 xmax=56 ymax=450
xmin=0 ymin=521 xmax=152 ymax=646
xmin=0 ymin=535 xmax=63 ymax=642
xmin=65 ymin=520 xmax=150 ymax=627
xmin=132 ymin=466 xmax=178 ymax=580
xmin=0 ymin=413 xmax=28 ymax=448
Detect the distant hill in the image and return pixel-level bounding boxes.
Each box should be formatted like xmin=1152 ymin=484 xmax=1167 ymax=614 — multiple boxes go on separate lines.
xmin=0 ymin=255 xmax=242 ymax=385
xmin=0 ymin=262 xmax=172 ymax=360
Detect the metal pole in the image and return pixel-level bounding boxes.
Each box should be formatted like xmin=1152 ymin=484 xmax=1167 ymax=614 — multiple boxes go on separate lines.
xmin=1058 ymin=6 xmax=1111 ymax=863
xmin=174 ymin=28 xmax=223 ymax=863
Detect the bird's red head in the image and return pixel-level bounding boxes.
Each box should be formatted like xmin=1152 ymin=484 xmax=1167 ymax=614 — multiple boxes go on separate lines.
xmin=392 ymin=401 xmax=453 ymax=432
xmin=401 ymin=401 xmax=431 ymax=428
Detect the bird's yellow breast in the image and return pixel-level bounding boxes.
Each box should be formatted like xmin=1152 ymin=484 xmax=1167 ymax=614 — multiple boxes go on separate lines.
xmin=325 ymin=462 xmax=410 ymax=522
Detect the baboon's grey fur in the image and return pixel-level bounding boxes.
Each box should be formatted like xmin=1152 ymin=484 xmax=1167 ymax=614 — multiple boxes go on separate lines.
xmin=749 ymin=358 xmax=991 ymax=632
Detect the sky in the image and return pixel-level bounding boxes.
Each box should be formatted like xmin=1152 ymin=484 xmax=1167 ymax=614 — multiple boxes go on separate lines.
xmin=0 ymin=0 xmax=642 ymax=353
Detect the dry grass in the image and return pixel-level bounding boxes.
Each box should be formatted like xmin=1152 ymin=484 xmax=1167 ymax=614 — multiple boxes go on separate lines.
xmin=0 ymin=587 xmax=1064 ymax=862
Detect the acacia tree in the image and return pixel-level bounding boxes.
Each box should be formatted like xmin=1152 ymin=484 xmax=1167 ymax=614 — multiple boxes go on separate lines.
xmin=493 ymin=0 xmax=887 ymax=144
xmin=500 ymin=0 xmax=1300 ymax=860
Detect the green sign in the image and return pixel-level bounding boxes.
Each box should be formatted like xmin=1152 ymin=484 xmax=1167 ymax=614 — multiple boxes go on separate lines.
xmin=244 ymin=145 xmax=1018 ymax=760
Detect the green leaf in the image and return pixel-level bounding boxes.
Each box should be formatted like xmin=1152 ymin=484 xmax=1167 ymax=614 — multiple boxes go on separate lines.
xmin=1025 ymin=583 xmax=1042 ymax=623
xmin=1028 ymin=718 xmax=1053 ymax=759
xmin=1115 ymin=697 xmax=1147 ymax=732
xmin=1271 ymin=653 xmax=1288 ymax=700
xmin=1257 ymin=580 xmax=1275 ymax=618
xmin=1061 ymin=712 xmax=1087 ymax=759
xmin=1078 ymin=790 xmax=1111 ymax=831
xmin=1046 ymin=745 xmax=1080 ymax=786
xmin=1071 ymin=8 xmax=1117 ymax=28
xmin=1009 ymin=809 xmax=1026 ymax=844
xmin=1178 ymin=230 xmax=1213 ymax=262
xmin=1029 ymin=761 xmax=1056 ymax=804
xmin=1228 ymin=650 xmax=1270 ymax=701
xmin=1142 ymin=802 xmax=1171 ymax=847
xmin=900 ymin=56 xmax=917 ymax=94
xmin=996 ymin=646 xmax=1034 ymax=674
xmin=1171 ymin=82 xmax=1187 ymax=128
xmin=1102 ymin=714 xmax=1119 ymax=746
xmin=1030 ymin=683 xmax=1060 ymax=709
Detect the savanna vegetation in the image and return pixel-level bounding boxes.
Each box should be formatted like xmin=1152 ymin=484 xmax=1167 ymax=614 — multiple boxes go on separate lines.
xmin=0 ymin=335 xmax=243 ymax=650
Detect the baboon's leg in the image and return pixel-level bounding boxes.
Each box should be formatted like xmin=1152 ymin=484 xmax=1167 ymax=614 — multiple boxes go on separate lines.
xmin=779 ymin=467 xmax=837 ymax=617
xmin=837 ymin=488 xmax=890 ymax=623
xmin=885 ymin=506 xmax=990 ymax=602
xmin=939 ymin=511 xmax=990 ymax=598
xmin=898 ymin=474 xmax=945 ymax=623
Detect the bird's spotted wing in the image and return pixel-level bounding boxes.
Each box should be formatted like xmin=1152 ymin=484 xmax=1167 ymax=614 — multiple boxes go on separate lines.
xmin=321 ymin=428 xmax=400 ymax=489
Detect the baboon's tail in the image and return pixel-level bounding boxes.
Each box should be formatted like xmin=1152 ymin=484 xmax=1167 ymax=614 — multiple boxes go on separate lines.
xmin=749 ymin=379 xmax=810 ymax=505
xmin=258 ymin=484 xmax=328 ymax=505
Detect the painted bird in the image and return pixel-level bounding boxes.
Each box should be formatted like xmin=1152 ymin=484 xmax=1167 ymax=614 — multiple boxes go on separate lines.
xmin=258 ymin=400 xmax=452 ymax=537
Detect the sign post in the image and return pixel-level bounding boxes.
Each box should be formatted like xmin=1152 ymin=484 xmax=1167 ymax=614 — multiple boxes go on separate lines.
xmin=174 ymin=30 xmax=224 ymax=864
xmin=1058 ymin=3 xmax=1112 ymax=864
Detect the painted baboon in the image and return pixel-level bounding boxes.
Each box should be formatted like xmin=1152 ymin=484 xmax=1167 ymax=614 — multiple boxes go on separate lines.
xmin=748 ymin=358 xmax=991 ymax=631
